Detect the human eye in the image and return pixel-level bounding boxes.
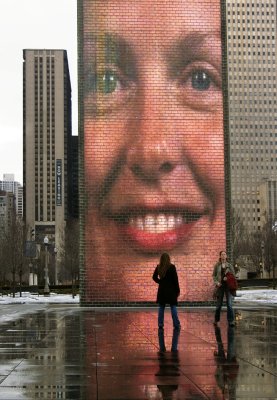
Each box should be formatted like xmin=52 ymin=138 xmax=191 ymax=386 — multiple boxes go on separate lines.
xmin=191 ymin=70 xmax=212 ymax=91
xmin=84 ymin=65 xmax=134 ymax=116
xmin=86 ymin=66 xmax=127 ymax=95
xmin=177 ymin=62 xmax=222 ymax=111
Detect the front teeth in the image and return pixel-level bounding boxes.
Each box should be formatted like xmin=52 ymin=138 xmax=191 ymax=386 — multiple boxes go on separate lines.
xmin=130 ymin=214 xmax=183 ymax=233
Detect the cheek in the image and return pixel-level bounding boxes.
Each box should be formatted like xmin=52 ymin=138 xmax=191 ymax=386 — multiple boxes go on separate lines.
xmin=176 ymin=112 xmax=225 ymax=209
xmin=202 ymin=124 xmax=225 ymax=181
xmin=84 ymin=119 xmax=127 ymax=180
xmin=177 ymin=111 xmax=224 ymax=172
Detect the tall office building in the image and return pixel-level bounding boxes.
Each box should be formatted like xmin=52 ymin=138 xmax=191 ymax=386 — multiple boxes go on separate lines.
xmin=227 ymin=0 xmax=277 ymax=232
xmin=23 ymin=49 xmax=72 ymax=251
xmin=16 ymin=186 xmax=23 ymax=218
xmin=68 ymin=135 xmax=79 ymax=219
xmin=258 ymin=180 xmax=277 ymax=225
xmin=0 ymin=191 xmax=15 ymax=237
xmin=0 ymin=174 xmax=23 ymax=217
xmin=0 ymin=174 xmax=17 ymax=193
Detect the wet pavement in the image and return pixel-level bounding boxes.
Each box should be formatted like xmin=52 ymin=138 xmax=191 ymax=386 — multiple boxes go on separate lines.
xmin=0 ymin=305 xmax=276 ymax=399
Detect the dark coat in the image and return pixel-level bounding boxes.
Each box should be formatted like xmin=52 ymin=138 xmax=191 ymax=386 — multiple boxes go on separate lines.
xmin=152 ymin=264 xmax=180 ymax=305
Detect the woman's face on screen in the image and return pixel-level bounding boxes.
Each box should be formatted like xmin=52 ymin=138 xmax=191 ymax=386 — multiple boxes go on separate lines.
xmin=83 ymin=0 xmax=225 ymax=301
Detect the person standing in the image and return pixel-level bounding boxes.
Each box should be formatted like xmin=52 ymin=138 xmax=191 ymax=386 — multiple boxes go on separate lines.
xmin=212 ymin=251 xmax=235 ymax=327
xmin=153 ymin=253 xmax=181 ymax=329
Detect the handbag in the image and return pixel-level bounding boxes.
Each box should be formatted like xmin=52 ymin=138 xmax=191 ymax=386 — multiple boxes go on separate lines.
xmin=226 ymin=272 xmax=238 ymax=296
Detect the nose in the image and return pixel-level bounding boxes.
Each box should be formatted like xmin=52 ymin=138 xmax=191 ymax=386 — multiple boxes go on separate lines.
xmin=127 ymin=88 xmax=182 ymax=182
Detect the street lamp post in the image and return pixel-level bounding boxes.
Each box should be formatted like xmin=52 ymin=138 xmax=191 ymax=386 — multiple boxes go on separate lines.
xmin=261 ymin=240 xmax=265 ymax=278
xmin=43 ymin=236 xmax=50 ymax=296
xmin=272 ymin=221 xmax=277 ymax=289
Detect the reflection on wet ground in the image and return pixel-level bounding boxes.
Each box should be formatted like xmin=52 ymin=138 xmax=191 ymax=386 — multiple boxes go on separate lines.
xmin=0 ymin=306 xmax=276 ymax=399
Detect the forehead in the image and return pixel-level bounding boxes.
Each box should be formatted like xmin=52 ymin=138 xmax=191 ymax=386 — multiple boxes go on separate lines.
xmin=83 ymin=0 xmax=221 ymax=41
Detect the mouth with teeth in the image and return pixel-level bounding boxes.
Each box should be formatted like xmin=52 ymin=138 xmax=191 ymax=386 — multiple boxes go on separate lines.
xmin=108 ymin=209 xmax=207 ymax=253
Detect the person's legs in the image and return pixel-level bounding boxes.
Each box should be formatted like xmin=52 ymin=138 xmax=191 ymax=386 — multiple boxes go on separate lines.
xmin=158 ymin=327 xmax=166 ymax=351
xmin=226 ymin=290 xmax=234 ymax=324
xmin=170 ymin=305 xmax=180 ymax=329
xmin=158 ymin=304 xmax=165 ymax=328
xmin=227 ymin=325 xmax=236 ymax=360
xmin=171 ymin=327 xmax=180 ymax=351
xmin=214 ymin=326 xmax=225 ymax=358
xmin=214 ymin=286 xmax=224 ymax=323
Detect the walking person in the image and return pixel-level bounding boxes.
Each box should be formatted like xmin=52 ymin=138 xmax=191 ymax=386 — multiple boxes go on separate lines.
xmin=153 ymin=253 xmax=181 ymax=330
xmin=212 ymin=251 xmax=236 ymax=327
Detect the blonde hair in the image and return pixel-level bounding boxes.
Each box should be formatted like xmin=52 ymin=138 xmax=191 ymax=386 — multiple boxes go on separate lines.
xmin=158 ymin=253 xmax=171 ymax=279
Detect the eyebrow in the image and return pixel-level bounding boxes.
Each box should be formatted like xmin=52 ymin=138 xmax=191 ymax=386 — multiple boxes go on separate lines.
xmin=167 ymin=32 xmax=222 ymax=77
xmin=83 ymin=33 xmax=137 ymax=78
xmin=83 ymin=31 xmax=221 ymax=79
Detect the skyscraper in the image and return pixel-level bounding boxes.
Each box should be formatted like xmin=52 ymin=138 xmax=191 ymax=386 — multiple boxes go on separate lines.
xmin=23 ymin=49 xmax=72 ymax=251
xmin=0 ymin=191 xmax=15 ymax=237
xmin=227 ymin=0 xmax=277 ymax=232
xmin=68 ymin=135 xmax=79 ymax=219
xmin=0 ymin=174 xmax=23 ymax=217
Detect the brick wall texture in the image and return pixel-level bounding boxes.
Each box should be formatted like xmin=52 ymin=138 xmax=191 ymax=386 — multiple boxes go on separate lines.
xmin=78 ymin=0 xmax=228 ymax=305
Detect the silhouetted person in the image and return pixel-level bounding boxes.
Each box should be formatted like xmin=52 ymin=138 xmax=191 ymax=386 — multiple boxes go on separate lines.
xmin=153 ymin=253 xmax=181 ymax=329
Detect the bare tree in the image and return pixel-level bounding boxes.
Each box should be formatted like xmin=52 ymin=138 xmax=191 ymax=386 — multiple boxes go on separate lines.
xmin=230 ymin=209 xmax=277 ymax=282
xmin=260 ymin=218 xmax=277 ymax=281
xmin=231 ymin=209 xmax=267 ymax=278
xmin=231 ymin=208 xmax=251 ymax=263
xmin=0 ymin=235 xmax=9 ymax=289
xmin=2 ymin=213 xmax=28 ymax=297
xmin=59 ymin=218 xmax=79 ymax=297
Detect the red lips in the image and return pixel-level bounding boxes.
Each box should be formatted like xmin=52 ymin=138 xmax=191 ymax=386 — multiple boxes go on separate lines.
xmin=105 ymin=205 xmax=208 ymax=252
xmin=120 ymin=221 xmax=195 ymax=253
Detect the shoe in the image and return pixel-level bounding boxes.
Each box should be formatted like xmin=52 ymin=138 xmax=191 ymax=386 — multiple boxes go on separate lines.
xmin=157 ymin=350 xmax=166 ymax=358
xmin=213 ymin=321 xmax=219 ymax=327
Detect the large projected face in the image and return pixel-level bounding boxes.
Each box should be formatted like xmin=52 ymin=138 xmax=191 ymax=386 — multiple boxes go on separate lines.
xmin=81 ymin=0 xmax=226 ymax=302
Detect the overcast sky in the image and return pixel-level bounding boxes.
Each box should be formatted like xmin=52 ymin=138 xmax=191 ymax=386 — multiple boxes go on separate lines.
xmin=0 ymin=0 xmax=77 ymax=184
